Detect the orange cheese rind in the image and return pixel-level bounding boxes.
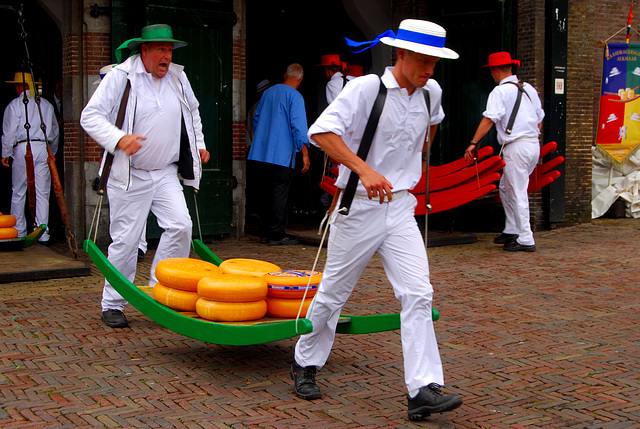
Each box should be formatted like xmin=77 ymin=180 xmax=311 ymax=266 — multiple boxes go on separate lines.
xmin=155 ymin=258 xmax=221 ymax=291
xmin=219 ymin=258 xmax=281 ymax=277
xmin=196 ymin=298 xmax=267 ymax=322
xmin=197 ymin=274 xmax=268 ymax=302
xmin=153 ymin=282 xmax=200 ymax=312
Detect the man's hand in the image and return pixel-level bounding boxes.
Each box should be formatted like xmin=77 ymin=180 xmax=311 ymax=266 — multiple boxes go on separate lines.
xmin=464 ymin=145 xmax=477 ymax=163
xmin=301 ymin=153 xmax=310 ymax=173
xmin=359 ymin=167 xmax=393 ymax=204
xmin=117 ymin=134 xmax=146 ymax=155
xmin=300 ymin=145 xmax=310 ymax=173
xmin=1 ymin=157 xmax=9 ymax=168
xmin=199 ymin=149 xmax=210 ymax=164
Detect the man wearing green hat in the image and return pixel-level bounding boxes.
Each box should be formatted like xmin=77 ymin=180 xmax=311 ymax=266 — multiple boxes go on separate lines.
xmin=81 ymin=24 xmax=210 ymax=329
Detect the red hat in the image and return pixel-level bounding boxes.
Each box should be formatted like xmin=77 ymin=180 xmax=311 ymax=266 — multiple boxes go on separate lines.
xmin=482 ymin=52 xmax=521 ymax=67
xmin=317 ymin=54 xmax=342 ymax=67
xmin=346 ymin=64 xmax=364 ymax=77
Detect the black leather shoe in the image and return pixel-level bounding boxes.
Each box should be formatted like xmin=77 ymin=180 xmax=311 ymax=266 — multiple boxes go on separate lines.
xmin=494 ymin=233 xmax=519 ymax=244
xmin=408 ymin=383 xmax=463 ymax=421
xmin=503 ymin=241 xmax=536 ymax=252
xmin=101 ymin=309 xmax=129 ymax=328
xmin=290 ymin=362 xmax=322 ymax=400
xmin=269 ymin=236 xmax=299 ymax=246
xmin=259 ymin=237 xmax=270 ymax=244
xmin=137 ymin=249 xmax=145 ymax=261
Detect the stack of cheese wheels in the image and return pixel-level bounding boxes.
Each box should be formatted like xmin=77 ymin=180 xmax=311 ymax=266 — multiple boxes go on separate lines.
xmin=154 ymin=257 xmax=221 ymax=312
xmin=0 ymin=213 xmax=19 ymax=240
xmin=195 ymin=258 xmax=280 ymax=322
xmin=264 ymin=270 xmax=321 ymax=318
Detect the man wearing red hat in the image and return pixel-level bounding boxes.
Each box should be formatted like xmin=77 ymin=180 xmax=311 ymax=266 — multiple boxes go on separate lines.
xmin=465 ymin=52 xmax=545 ymax=252
xmin=317 ymin=54 xmax=347 ymax=104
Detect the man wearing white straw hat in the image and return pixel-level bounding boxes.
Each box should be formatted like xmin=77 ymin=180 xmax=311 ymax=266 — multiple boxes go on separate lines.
xmin=81 ymin=24 xmax=210 ymax=329
xmin=1 ymin=72 xmax=59 ymax=245
xmin=291 ymin=19 xmax=462 ymax=420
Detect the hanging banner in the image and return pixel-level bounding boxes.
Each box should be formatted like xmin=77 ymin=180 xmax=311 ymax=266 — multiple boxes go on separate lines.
xmin=596 ymin=42 xmax=640 ymax=166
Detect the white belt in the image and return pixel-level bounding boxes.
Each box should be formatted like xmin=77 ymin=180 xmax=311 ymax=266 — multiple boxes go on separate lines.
xmin=507 ymin=137 xmax=539 ymax=144
xmin=353 ymin=189 xmax=408 ymax=203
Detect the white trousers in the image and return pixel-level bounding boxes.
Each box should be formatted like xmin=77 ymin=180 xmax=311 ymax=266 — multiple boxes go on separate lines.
xmin=10 ymin=142 xmax=51 ymax=241
xmin=500 ymin=139 xmax=540 ymax=246
xmin=101 ymin=164 xmax=192 ymax=311
xmin=294 ymin=193 xmax=444 ymax=393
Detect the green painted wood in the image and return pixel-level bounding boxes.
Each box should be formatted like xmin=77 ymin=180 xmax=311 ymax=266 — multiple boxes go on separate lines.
xmin=0 ymin=224 xmax=45 ymax=251
xmin=336 ymin=308 xmax=439 ymax=335
xmin=191 ymin=239 xmax=223 ymax=266
xmin=83 ymin=239 xmax=313 ymax=345
xmin=23 ymin=224 xmax=46 ymax=248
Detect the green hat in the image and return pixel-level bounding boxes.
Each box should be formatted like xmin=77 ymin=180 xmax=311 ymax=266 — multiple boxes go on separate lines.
xmin=115 ymin=24 xmax=187 ymax=63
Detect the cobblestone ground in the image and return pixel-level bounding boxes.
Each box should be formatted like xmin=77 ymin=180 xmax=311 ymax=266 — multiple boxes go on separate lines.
xmin=1 ymin=218 xmax=639 ymax=428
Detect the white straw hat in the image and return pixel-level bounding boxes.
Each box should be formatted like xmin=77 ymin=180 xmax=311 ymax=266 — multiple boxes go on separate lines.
xmin=380 ymin=20 xmax=458 ymax=59
xmin=346 ymin=19 xmax=458 ymax=60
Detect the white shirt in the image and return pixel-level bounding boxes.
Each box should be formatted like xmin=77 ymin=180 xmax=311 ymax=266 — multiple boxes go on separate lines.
xmin=1 ymin=90 xmax=59 ymax=158
xmin=483 ymin=75 xmax=545 ymax=145
xmin=326 ymin=72 xmax=346 ymax=104
xmin=129 ymin=60 xmax=181 ymax=171
xmin=310 ymin=67 xmax=440 ymax=194
xmin=425 ymin=79 xmax=445 ymax=126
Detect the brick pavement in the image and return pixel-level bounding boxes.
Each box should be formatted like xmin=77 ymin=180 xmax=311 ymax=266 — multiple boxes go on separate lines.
xmin=1 ymin=218 xmax=639 ymax=428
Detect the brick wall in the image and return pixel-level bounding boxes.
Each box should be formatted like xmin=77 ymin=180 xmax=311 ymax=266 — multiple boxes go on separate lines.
xmin=82 ymin=32 xmax=110 ymax=164
xmin=62 ymin=32 xmax=81 ymax=163
xmin=516 ymin=0 xmax=547 ymax=230
xmin=566 ymin=0 xmax=598 ymax=224
xmin=233 ymin=38 xmax=247 ymax=161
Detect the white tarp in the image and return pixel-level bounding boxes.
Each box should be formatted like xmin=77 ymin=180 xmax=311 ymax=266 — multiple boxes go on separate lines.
xmin=592 ymin=146 xmax=640 ymax=218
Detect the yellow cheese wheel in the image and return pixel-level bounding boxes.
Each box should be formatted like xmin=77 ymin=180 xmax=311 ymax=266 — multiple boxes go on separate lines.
xmin=196 ymin=298 xmax=267 ymax=322
xmin=0 ymin=215 xmax=17 ymax=228
xmin=197 ymin=274 xmax=268 ymax=302
xmin=219 ymin=258 xmax=281 ymax=277
xmin=155 ymin=258 xmax=221 ymax=291
xmin=0 ymin=227 xmax=18 ymax=240
xmin=264 ymin=270 xmax=321 ymax=298
xmin=153 ymin=282 xmax=200 ymax=312
xmin=266 ymin=296 xmax=313 ymax=318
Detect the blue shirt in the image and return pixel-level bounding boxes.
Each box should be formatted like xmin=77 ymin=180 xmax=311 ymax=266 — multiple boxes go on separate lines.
xmin=248 ymin=83 xmax=309 ymax=168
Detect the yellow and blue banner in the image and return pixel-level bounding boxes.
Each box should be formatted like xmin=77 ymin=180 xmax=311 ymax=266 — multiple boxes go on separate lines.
xmin=596 ymin=42 xmax=640 ymax=166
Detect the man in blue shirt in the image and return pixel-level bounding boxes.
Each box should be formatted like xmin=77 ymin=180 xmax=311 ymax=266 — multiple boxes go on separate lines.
xmin=248 ymin=63 xmax=310 ymax=245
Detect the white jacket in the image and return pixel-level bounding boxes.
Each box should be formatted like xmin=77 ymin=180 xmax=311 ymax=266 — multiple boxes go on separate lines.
xmin=80 ymin=54 xmax=206 ymax=189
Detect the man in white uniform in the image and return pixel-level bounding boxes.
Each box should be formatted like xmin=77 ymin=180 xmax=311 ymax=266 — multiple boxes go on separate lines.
xmin=317 ymin=54 xmax=347 ymax=105
xmin=1 ymin=72 xmax=59 ymax=244
xmin=464 ymin=52 xmax=544 ymax=252
xmin=81 ymin=24 xmax=210 ymax=328
xmin=291 ymin=20 xmax=463 ymax=420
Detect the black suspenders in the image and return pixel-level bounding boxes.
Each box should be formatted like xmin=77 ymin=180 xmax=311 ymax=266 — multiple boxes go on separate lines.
xmin=503 ymin=81 xmax=531 ymax=135
xmin=339 ymin=78 xmax=387 ymax=215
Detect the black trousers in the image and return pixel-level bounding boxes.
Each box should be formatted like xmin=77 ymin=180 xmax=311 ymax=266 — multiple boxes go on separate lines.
xmin=249 ymin=160 xmax=294 ymax=241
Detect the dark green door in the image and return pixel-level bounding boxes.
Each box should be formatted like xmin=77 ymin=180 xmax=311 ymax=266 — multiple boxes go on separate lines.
xmin=430 ymin=0 xmax=515 ymax=165
xmin=111 ymin=0 xmax=234 ymax=239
